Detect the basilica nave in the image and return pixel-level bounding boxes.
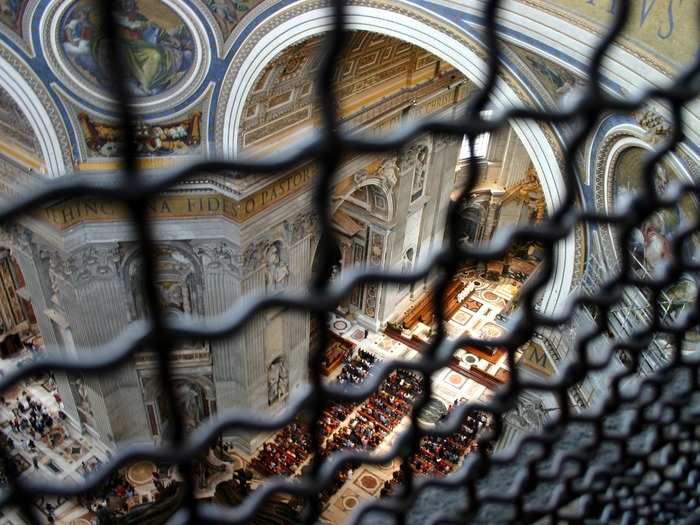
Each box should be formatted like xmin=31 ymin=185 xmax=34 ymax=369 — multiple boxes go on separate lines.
xmin=0 ymin=0 xmax=697 ymax=524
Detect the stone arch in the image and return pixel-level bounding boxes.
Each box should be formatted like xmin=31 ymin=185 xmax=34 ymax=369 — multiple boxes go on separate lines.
xmin=459 ymin=195 xmax=490 ymax=244
xmin=121 ymin=243 xmax=206 ymax=321
xmin=0 ymin=49 xmax=69 ymax=175
xmin=593 ymin=131 xmax=700 ymax=352
xmin=218 ymin=5 xmax=575 ymax=314
xmin=591 ymin=123 xmax=695 ymax=265
xmin=333 ymin=177 xmax=395 ymax=224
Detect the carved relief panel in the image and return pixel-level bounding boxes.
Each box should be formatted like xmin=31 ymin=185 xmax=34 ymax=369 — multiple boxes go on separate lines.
xmin=140 ymin=372 xmax=216 ymax=438
xmin=242 ymin=236 xmax=292 ymax=295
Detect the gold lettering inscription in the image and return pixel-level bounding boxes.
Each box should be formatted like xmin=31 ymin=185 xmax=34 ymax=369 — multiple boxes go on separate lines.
xmin=34 ymin=166 xmax=314 ymax=230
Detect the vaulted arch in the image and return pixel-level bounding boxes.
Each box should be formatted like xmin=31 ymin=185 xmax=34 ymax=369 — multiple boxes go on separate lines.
xmin=218 ymin=5 xmax=575 ymax=314
xmin=0 ymin=49 xmax=69 ymax=176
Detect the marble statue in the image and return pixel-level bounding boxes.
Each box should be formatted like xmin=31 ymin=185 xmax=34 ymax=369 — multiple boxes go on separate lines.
xmin=175 ymin=382 xmax=202 ymax=431
xmin=267 ymin=357 xmax=289 ymax=406
xmin=505 ymin=396 xmax=549 ymax=432
xmin=378 ymin=157 xmax=399 ymax=188
xmin=411 ymin=145 xmax=429 ymax=200
xmin=264 ymin=241 xmax=289 ymax=293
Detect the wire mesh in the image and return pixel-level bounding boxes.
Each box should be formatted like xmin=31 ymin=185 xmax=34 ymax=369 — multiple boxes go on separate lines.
xmin=0 ymin=0 xmax=699 ymax=524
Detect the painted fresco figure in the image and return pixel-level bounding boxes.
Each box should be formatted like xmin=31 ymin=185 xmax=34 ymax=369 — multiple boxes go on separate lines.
xmin=61 ymin=0 xmax=194 ymax=96
xmin=206 ymin=0 xmax=249 ymax=25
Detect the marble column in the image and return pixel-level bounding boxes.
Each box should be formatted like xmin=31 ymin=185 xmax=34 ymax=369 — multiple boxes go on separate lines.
xmin=286 ymin=234 xmax=311 ymax=390
xmin=376 ymin=140 xmax=432 ymax=323
xmin=5 ymin=228 xmax=81 ymax=431
xmin=46 ymin=244 xmax=149 ymax=447
xmin=192 ymin=241 xmax=245 ymax=416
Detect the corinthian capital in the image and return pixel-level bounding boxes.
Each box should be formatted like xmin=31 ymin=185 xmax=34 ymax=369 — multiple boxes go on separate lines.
xmin=65 ymin=244 xmax=122 ymax=285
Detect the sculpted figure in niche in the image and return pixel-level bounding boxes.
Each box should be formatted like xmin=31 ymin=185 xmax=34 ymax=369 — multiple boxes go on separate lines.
xmin=158 ymin=281 xmax=185 ymax=314
xmin=267 ymin=356 xmax=289 ymax=406
xmin=73 ymin=376 xmax=96 ymax=428
xmin=175 ymin=381 xmax=203 ymax=432
xmin=77 ymin=377 xmax=91 ymax=413
xmin=264 ymin=241 xmax=289 ymax=292
xmin=401 ymin=247 xmax=415 ymax=274
xmin=506 ymin=397 xmax=549 ymax=432
xmin=411 ymin=145 xmax=429 ymax=201
xmin=378 ymin=157 xmax=399 ymax=188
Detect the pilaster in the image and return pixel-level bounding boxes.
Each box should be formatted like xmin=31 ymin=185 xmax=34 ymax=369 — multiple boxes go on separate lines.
xmin=3 ymin=227 xmax=82 ymax=432
xmin=193 ymin=240 xmax=245 ymax=416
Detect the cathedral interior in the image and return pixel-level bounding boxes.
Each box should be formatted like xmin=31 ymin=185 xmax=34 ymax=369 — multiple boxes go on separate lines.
xmin=0 ymin=0 xmax=697 ymax=524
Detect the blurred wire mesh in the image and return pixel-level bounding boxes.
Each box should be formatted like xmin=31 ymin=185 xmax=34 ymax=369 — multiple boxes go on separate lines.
xmin=0 ymin=0 xmax=699 ymax=523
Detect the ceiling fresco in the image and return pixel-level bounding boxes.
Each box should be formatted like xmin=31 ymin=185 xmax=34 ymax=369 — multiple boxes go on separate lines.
xmin=202 ymin=0 xmax=262 ymax=39
xmin=507 ymin=44 xmax=584 ymax=102
xmin=0 ymin=0 xmax=27 ymax=37
xmin=240 ymin=31 xmax=459 ymax=152
xmin=78 ymin=109 xmax=203 ymax=158
xmin=0 ymin=0 xmax=684 ymax=171
xmin=528 ymin=0 xmax=699 ymax=68
xmin=60 ymin=0 xmax=195 ymax=97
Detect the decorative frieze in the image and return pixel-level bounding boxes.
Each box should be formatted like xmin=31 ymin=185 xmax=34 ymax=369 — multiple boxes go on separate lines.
xmin=635 ymin=109 xmax=671 ymax=144
xmin=503 ymin=396 xmax=550 ymax=432
xmin=67 ymin=245 xmax=121 ymax=284
xmin=42 ymin=243 xmax=121 ymax=292
xmin=193 ymin=241 xmax=239 ymax=276
xmin=0 ymin=224 xmax=33 ymax=255
xmin=32 ymin=165 xmax=314 ymax=231
xmin=284 ymin=211 xmax=319 ymax=244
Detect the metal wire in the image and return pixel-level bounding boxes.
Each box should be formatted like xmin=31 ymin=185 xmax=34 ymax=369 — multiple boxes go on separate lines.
xmin=0 ymin=0 xmax=699 ymax=523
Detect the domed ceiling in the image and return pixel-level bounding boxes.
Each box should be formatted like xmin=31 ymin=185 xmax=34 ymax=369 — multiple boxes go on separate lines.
xmin=239 ymin=31 xmax=461 ymax=154
xmin=0 ymin=0 xmax=692 ymax=174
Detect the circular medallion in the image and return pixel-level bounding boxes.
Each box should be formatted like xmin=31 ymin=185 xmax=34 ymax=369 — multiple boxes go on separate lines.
xmin=342 ymin=496 xmax=358 ymax=510
xmin=359 ymin=473 xmax=378 ymax=491
xmin=45 ymin=0 xmax=209 ymax=111
xmin=481 ymin=323 xmax=504 ymax=339
xmin=482 ymin=291 xmax=499 ymax=303
xmin=463 ymin=354 xmax=478 ymax=365
xmin=332 ymin=319 xmax=350 ymax=332
xmin=127 ymin=460 xmax=156 ymax=485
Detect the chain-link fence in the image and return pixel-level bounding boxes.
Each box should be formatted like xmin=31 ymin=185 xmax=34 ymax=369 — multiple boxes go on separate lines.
xmin=0 ymin=0 xmax=699 ymax=523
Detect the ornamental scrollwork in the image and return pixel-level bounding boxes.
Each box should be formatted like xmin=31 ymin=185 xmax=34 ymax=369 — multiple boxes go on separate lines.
xmin=193 ymin=241 xmax=240 ymax=276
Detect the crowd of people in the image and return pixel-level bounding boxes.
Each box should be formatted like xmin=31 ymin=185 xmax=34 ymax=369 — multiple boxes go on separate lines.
xmin=251 ymin=348 xmax=428 ymax=507
xmin=318 ymin=369 xmax=423 ymax=503
xmin=3 ymin=387 xmax=67 ymax=453
xmin=252 ymin=347 xmax=492 ymax=510
xmin=337 ymin=349 xmax=377 ymax=385
xmin=411 ymin=407 xmax=490 ymax=475
xmin=77 ymin=469 xmax=137 ymax=517
xmin=250 ymin=422 xmax=313 ymax=477
xmin=380 ymin=406 xmax=493 ymax=497
xmin=250 ymin=350 xmax=379 ymax=477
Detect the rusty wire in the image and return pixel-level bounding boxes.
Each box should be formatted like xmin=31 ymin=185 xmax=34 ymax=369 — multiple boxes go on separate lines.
xmin=0 ymin=0 xmax=699 ymax=523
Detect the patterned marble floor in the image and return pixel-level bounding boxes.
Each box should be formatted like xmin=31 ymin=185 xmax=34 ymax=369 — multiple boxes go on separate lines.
xmin=0 ymin=347 xmax=250 ymax=524
xmin=0 ymin=271 xmax=524 ymax=524
xmin=320 ymin=271 xmax=520 ymax=524
xmin=0 ymin=349 xmax=111 ymax=524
